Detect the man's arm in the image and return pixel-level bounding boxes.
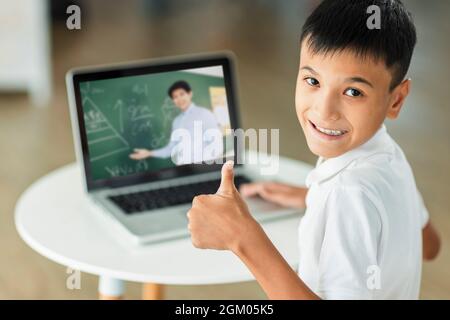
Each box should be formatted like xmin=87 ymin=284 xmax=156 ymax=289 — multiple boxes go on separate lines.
xmin=129 ymin=143 xmax=174 ymax=160
xmin=130 ymin=119 xmax=179 ymax=160
xmin=151 ymin=138 xmax=176 ymax=158
xmin=422 ymin=221 xmax=440 ymax=260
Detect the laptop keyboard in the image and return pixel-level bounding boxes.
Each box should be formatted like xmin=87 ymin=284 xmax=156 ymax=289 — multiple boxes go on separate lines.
xmin=109 ymin=175 xmax=252 ymax=214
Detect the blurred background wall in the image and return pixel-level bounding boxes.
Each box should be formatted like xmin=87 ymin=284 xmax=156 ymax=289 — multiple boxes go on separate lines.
xmin=0 ymin=0 xmax=448 ymax=299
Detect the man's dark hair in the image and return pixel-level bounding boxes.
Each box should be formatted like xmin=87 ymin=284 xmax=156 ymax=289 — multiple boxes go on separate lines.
xmin=168 ymin=80 xmax=192 ymax=98
xmin=300 ymin=0 xmax=417 ymax=90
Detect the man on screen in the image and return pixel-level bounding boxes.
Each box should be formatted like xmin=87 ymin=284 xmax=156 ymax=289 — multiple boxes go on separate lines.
xmin=129 ymin=80 xmax=223 ymax=165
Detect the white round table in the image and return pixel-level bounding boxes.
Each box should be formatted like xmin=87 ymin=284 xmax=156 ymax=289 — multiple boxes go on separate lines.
xmin=15 ymin=154 xmax=312 ymax=299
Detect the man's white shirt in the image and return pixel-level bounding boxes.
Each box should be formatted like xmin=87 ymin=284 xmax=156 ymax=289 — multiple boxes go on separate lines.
xmin=152 ymin=103 xmax=223 ymax=165
xmin=297 ymin=125 xmax=429 ymax=299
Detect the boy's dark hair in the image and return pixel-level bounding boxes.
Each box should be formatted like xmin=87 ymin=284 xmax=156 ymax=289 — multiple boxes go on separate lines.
xmin=168 ymin=80 xmax=191 ymax=98
xmin=300 ymin=0 xmax=416 ymax=90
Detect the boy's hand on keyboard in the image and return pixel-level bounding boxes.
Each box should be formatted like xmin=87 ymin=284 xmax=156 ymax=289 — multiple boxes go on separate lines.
xmin=187 ymin=160 xmax=263 ymax=252
xmin=239 ymin=182 xmax=308 ymax=209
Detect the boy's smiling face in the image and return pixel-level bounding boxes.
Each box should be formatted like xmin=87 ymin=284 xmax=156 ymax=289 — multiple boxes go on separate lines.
xmin=296 ymin=40 xmax=410 ymax=159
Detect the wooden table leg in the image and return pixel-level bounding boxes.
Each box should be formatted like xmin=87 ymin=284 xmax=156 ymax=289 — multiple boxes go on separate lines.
xmin=142 ymin=283 xmax=164 ymax=300
xmin=98 ymin=276 xmax=125 ymax=300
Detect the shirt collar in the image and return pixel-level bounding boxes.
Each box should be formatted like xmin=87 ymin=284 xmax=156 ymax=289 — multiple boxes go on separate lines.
xmin=305 ymin=124 xmax=393 ymax=187
xmin=183 ymin=103 xmax=196 ymax=114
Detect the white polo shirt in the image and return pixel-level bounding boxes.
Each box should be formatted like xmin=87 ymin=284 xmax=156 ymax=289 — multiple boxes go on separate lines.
xmin=152 ymin=103 xmax=223 ymax=165
xmin=297 ymin=125 xmax=429 ymax=299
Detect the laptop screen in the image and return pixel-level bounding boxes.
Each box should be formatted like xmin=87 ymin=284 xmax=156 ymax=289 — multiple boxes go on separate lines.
xmin=70 ymin=56 xmax=240 ymax=190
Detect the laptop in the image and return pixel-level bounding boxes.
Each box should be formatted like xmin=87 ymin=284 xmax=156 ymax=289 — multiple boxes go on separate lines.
xmin=66 ymin=52 xmax=297 ymax=245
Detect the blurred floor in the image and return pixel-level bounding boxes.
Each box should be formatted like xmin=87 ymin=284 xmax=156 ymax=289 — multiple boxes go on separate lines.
xmin=0 ymin=0 xmax=448 ymax=299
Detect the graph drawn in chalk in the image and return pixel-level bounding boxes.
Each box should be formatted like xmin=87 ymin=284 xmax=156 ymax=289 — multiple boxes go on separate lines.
xmin=83 ymin=97 xmax=130 ymax=162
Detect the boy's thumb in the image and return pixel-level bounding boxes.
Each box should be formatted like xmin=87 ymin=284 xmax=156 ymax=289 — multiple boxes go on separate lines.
xmin=217 ymin=160 xmax=235 ymax=195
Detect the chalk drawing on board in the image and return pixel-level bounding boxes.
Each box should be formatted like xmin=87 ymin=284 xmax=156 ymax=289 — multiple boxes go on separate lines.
xmin=83 ymin=97 xmax=130 ymax=162
xmin=130 ymin=104 xmax=155 ymax=121
xmin=161 ymin=97 xmax=179 ymax=130
xmin=132 ymin=83 xmax=149 ymax=96
xmin=113 ymin=99 xmax=125 ymax=133
xmin=131 ymin=119 xmax=154 ymax=137
xmin=150 ymin=132 xmax=167 ymax=149
xmin=80 ymin=82 xmax=104 ymax=96
xmin=104 ymin=160 xmax=149 ymax=178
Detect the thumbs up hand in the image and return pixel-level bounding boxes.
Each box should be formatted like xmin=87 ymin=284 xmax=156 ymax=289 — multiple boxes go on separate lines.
xmin=187 ymin=161 xmax=261 ymax=252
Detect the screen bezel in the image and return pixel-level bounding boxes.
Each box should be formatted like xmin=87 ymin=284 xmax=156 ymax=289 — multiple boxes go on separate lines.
xmin=71 ymin=55 xmax=241 ymax=191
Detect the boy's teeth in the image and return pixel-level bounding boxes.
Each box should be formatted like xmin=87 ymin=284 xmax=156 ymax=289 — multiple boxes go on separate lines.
xmin=316 ymin=126 xmax=346 ymax=136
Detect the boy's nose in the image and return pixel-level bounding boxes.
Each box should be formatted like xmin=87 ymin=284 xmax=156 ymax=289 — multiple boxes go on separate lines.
xmin=312 ymin=92 xmax=340 ymax=121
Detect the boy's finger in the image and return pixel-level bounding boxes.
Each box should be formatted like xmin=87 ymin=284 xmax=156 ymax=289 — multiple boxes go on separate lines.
xmin=217 ymin=160 xmax=235 ymax=195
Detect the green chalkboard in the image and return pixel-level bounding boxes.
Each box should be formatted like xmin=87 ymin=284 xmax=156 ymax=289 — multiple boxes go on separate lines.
xmin=79 ymin=70 xmax=227 ymax=181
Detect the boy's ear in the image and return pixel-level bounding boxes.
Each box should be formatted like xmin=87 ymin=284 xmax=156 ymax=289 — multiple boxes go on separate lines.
xmin=386 ymin=78 xmax=411 ymax=119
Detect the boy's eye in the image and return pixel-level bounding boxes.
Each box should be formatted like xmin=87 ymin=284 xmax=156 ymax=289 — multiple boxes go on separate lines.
xmin=305 ymin=77 xmax=320 ymax=87
xmin=344 ymin=88 xmax=363 ymax=97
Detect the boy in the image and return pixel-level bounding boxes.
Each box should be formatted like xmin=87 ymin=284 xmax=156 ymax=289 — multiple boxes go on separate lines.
xmin=187 ymin=0 xmax=441 ymax=299
xmin=129 ymin=80 xmax=222 ymax=164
